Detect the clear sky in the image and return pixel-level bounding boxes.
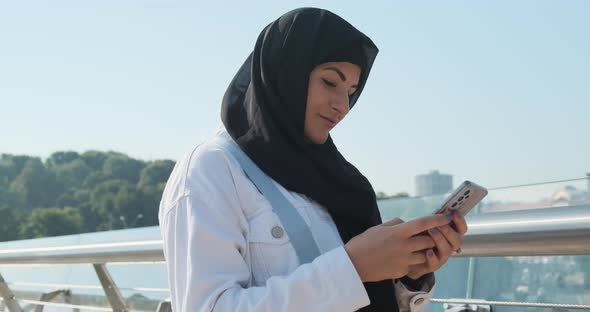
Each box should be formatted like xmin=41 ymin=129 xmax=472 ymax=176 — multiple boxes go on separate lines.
xmin=1 ymin=0 xmax=589 ymax=196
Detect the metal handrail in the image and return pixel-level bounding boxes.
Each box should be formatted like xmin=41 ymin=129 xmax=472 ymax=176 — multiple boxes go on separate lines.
xmin=458 ymin=204 xmax=590 ymax=257
xmin=0 ymin=240 xmax=163 ymax=265
xmin=7 ymin=282 xmax=169 ymax=293
xmin=0 ymin=205 xmax=588 ymax=265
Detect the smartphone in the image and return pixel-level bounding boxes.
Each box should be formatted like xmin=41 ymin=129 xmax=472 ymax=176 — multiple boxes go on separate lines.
xmin=432 ymin=180 xmax=488 ymax=216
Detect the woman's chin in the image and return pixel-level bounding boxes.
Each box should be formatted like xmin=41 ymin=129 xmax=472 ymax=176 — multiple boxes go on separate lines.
xmin=314 ymin=133 xmax=330 ymax=145
xmin=304 ymin=132 xmax=329 ymax=145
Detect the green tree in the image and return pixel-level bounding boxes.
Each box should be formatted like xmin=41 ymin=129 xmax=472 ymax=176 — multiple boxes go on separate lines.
xmin=0 ymin=149 xmax=174 ymax=239
xmin=9 ymin=158 xmax=63 ymax=209
xmin=376 ymin=191 xmax=389 ymax=199
xmin=90 ymin=180 xmax=148 ymax=230
xmin=80 ymin=151 xmax=110 ymax=171
xmin=82 ymin=171 xmax=113 ymax=189
xmin=137 ymin=160 xmax=175 ymax=190
xmin=376 ymin=191 xmax=410 ymax=200
xmin=56 ymin=188 xmax=99 ymax=233
xmin=18 ymin=207 xmax=82 ymax=239
xmin=103 ymin=155 xmax=145 ymax=184
xmin=0 ymin=154 xmax=35 ymax=185
xmin=392 ymin=192 xmax=410 ymax=198
xmin=135 ymin=160 xmax=174 ymax=226
xmin=0 ymin=187 xmax=25 ymax=210
xmin=0 ymin=207 xmax=19 ymax=241
xmin=52 ymin=159 xmax=92 ymax=190
xmin=55 ymin=188 xmax=89 ymax=208
xmin=45 ymin=151 xmax=80 ymax=168
xmin=139 ymin=181 xmax=167 ymax=226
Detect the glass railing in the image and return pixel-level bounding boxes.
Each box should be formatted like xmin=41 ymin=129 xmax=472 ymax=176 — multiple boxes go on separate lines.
xmin=379 ymin=177 xmax=590 ymax=221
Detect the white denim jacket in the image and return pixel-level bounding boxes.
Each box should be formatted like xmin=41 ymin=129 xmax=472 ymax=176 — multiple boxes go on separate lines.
xmin=158 ymin=127 xmax=435 ymax=312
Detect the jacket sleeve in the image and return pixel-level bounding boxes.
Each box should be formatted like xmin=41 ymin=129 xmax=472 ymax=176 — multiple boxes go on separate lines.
xmin=158 ymin=148 xmax=371 ymax=312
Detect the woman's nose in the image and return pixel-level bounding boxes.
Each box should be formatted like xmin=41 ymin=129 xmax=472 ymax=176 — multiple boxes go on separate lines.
xmin=330 ymin=94 xmax=350 ymax=116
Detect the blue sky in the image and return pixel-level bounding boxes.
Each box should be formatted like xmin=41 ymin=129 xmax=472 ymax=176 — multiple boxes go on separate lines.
xmin=1 ymin=0 xmax=589 ymax=196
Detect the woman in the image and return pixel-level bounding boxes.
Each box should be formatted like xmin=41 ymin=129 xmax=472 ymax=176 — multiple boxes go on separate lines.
xmin=158 ymin=7 xmax=467 ymax=312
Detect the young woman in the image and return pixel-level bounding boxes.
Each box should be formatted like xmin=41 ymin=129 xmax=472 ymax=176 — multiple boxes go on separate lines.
xmin=159 ymin=7 xmax=467 ymax=312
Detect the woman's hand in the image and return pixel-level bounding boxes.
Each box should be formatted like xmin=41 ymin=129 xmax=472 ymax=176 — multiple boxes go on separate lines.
xmin=344 ymin=214 xmax=451 ymax=283
xmin=406 ymin=212 xmax=468 ymax=279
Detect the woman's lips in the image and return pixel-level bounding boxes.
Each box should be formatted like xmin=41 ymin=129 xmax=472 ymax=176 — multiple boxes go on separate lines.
xmin=319 ymin=114 xmax=337 ymax=128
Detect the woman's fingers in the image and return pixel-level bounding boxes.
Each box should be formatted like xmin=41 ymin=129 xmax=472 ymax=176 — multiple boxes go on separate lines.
xmin=436 ymin=224 xmax=463 ymax=252
xmin=407 ymin=235 xmax=436 ymax=251
xmin=409 ymin=251 xmax=427 ymax=265
xmin=428 ymin=227 xmax=454 ymax=256
xmin=424 ymin=248 xmax=439 ymax=269
xmin=402 ymin=214 xmax=451 ymax=237
xmin=451 ymin=212 xmax=468 ymax=235
xmin=408 ymin=249 xmax=438 ymax=278
xmin=405 ymin=215 xmax=464 ymax=277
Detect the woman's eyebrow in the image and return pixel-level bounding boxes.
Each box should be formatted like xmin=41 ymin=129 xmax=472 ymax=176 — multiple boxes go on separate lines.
xmin=322 ymin=67 xmax=358 ymax=88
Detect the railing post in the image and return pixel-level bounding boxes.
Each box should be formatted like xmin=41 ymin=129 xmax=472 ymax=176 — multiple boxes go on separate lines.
xmin=156 ymin=300 xmax=172 ymax=312
xmin=62 ymin=290 xmax=79 ymax=312
xmin=93 ymin=264 xmax=128 ymax=312
xmin=33 ymin=290 xmax=70 ymax=312
xmin=0 ymin=273 xmax=22 ymax=312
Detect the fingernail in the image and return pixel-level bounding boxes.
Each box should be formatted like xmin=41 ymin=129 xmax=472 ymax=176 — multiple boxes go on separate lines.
xmin=429 ymin=228 xmax=438 ymax=234
xmin=427 ymin=249 xmax=434 ymax=257
xmin=446 ymin=214 xmax=453 ymax=221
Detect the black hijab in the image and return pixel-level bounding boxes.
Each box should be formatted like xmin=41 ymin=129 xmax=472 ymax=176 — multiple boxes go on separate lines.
xmin=221 ymin=7 xmax=397 ymax=311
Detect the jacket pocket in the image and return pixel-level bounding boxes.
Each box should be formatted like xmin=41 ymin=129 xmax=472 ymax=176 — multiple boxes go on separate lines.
xmin=247 ymin=209 xmax=300 ymax=285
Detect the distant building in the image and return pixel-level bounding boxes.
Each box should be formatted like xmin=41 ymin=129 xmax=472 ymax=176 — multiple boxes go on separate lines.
xmin=551 ymin=185 xmax=590 ymax=206
xmin=415 ymin=170 xmax=453 ymax=197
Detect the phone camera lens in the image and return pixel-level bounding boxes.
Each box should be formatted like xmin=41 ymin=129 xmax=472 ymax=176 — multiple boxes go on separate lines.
xmin=464 ymin=190 xmax=471 ymax=195
xmin=457 ymin=196 xmax=464 ymax=201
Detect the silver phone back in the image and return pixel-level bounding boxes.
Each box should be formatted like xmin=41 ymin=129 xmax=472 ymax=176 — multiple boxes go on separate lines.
xmin=433 ymin=180 xmax=488 ymax=216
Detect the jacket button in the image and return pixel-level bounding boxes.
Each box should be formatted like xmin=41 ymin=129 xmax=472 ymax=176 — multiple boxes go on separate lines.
xmin=271 ymin=226 xmax=284 ymax=239
xmin=414 ymin=298 xmax=425 ymax=305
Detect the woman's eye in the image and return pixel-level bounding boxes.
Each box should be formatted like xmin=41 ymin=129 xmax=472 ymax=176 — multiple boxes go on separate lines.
xmin=323 ymin=78 xmax=356 ymax=96
xmin=322 ymin=78 xmax=336 ymax=87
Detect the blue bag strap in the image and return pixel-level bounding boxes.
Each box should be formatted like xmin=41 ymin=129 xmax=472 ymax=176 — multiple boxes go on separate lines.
xmin=222 ymin=138 xmax=321 ymax=264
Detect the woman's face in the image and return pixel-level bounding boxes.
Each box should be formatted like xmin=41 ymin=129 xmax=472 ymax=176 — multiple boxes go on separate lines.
xmin=304 ymin=61 xmax=361 ymax=144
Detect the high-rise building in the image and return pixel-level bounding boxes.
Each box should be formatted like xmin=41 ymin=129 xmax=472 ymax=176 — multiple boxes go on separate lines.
xmin=415 ymin=170 xmax=453 ymax=196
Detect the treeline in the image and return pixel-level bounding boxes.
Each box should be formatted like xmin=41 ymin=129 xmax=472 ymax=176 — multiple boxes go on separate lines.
xmin=0 ymin=151 xmax=175 ymax=242
xmin=376 ymin=191 xmax=409 ymax=200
